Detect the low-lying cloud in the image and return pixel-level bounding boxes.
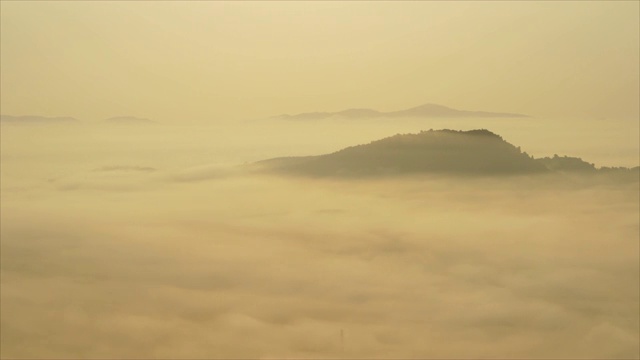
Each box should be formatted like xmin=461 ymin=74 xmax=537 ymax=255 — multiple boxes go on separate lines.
xmin=1 ymin=123 xmax=638 ymax=358
xmin=2 ymin=172 xmax=638 ymax=359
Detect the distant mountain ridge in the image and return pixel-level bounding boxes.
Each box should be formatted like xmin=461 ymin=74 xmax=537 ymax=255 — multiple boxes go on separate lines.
xmin=274 ymin=103 xmax=529 ymax=120
xmin=1 ymin=115 xmax=159 ymax=125
xmin=0 ymin=115 xmax=80 ymax=124
xmin=252 ymin=129 xmax=638 ymax=178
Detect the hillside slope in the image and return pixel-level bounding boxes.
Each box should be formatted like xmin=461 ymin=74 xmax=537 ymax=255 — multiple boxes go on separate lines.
xmin=254 ymin=129 xmax=547 ymax=177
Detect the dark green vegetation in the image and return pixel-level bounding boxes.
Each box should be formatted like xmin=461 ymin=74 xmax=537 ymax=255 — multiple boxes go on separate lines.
xmin=254 ymin=129 xmax=639 ymax=178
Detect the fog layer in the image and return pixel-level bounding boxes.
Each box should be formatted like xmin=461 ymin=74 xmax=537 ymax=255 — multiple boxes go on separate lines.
xmin=1 ymin=123 xmax=639 ymax=358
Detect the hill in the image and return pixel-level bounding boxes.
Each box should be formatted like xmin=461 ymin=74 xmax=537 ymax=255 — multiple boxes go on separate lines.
xmin=253 ymin=129 xmax=547 ymax=177
xmin=252 ymin=129 xmax=639 ymax=178
xmin=535 ymin=155 xmax=596 ymax=172
xmin=274 ymin=103 xmax=529 ymax=121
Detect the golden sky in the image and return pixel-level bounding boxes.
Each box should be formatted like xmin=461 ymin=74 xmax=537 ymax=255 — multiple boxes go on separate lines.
xmin=1 ymin=1 xmax=638 ymax=123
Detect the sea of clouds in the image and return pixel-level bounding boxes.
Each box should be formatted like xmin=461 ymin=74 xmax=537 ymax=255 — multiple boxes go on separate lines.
xmin=1 ymin=121 xmax=638 ymax=358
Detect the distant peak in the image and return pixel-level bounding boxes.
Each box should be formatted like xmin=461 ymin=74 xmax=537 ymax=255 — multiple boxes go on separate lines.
xmin=272 ymin=102 xmax=528 ymax=120
xmin=0 ymin=115 xmax=80 ymax=124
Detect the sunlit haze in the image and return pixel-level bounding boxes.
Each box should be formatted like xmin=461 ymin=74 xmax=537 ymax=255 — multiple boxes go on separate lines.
xmin=1 ymin=1 xmax=638 ymax=123
xmin=1 ymin=1 xmax=639 ymax=359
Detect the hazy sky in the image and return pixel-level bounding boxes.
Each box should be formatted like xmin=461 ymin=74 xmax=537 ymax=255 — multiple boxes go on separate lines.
xmin=1 ymin=1 xmax=638 ymax=123
xmin=2 ymin=4 xmax=639 ymax=357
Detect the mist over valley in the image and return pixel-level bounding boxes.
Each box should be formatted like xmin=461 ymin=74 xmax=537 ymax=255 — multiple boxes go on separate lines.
xmin=1 ymin=1 xmax=638 ymax=358
xmin=1 ymin=118 xmax=638 ymax=358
